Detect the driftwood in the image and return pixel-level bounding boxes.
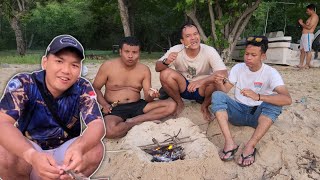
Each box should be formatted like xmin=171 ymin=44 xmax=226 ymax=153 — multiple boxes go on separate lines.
xmin=106 ymin=149 xmax=131 ymax=153
xmin=106 ymin=137 xmax=195 ymax=153
xmin=139 ymin=136 xmax=194 ymax=150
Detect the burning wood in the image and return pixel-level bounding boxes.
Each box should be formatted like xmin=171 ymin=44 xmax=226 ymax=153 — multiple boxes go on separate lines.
xmin=141 ymin=129 xmax=186 ymax=162
xmin=144 ymin=143 xmax=185 ymax=162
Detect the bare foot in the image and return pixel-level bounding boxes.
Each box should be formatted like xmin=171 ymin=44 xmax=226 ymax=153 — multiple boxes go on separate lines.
xmin=238 ymin=146 xmax=256 ymax=167
xmin=174 ymin=101 xmax=184 ymax=117
xmin=201 ymin=105 xmax=214 ymax=121
xmin=303 ymin=65 xmax=310 ymax=69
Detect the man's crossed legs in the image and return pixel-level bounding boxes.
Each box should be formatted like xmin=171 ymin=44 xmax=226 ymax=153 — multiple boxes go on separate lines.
xmin=105 ymin=99 xmax=176 ymax=139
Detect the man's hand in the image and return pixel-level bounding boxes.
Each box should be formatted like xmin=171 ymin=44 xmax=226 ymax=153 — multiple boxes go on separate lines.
xmin=241 ymin=88 xmax=260 ymax=101
xmin=187 ymin=79 xmax=205 ymax=92
xmin=148 ymin=88 xmax=160 ymax=99
xmin=165 ymin=52 xmax=179 ymax=65
xmin=212 ymin=74 xmax=226 ymax=85
xmin=62 ymin=146 xmax=84 ymax=177
xmin=298 ymin=19 xmax=304 ymax=25
xmin=102 ymin=104 xmax=112 ymax=114
xmin=27 ymin=150 xmax=60 ymax=179
xmin=187 ymin=73 xmax=227 ymax=92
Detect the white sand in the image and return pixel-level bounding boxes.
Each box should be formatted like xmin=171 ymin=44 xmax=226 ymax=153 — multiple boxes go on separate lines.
xmin=0 ymin=62 xmax=319 ymax=180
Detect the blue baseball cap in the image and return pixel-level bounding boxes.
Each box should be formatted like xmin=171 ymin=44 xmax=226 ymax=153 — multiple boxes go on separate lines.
xmin=45 ymin=35 xmax=85 ymax=60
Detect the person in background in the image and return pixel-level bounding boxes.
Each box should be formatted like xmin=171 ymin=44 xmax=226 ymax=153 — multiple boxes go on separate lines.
xmin=296 ymin=4 xmax=319 ymax=69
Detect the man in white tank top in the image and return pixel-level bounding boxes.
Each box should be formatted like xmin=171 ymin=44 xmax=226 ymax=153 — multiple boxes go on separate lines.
xmin=211 ymin=36 xmax=292 ymax=167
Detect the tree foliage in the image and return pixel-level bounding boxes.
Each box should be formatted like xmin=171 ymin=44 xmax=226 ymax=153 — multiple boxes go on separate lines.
xmin=0 ymin=0 xmax=319 ymax=57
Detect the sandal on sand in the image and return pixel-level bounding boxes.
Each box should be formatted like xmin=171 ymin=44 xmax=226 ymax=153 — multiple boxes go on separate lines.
xmin=293 ymin=65 xmax=303 ymax=68
xmin=239 ymin=148 xmax=257 ymax=167
xmin=220 ymin=145 xmax=239 ymax=161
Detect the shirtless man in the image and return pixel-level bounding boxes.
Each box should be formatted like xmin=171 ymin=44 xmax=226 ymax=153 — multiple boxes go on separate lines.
xmin=296 ymin=4 xmax=319 ymax=69
xmin=93 ymin=37 xmax=176 ymax=139
xmin=155 ymin=22 xmax=227 ymax=120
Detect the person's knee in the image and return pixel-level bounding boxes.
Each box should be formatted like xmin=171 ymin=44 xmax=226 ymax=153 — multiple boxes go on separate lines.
xmin=105 ymin=127 xmax=117 ymax=139
xmin=259 ymin=102 xmax=282 ymax=123
xmin=82 ymin=142 xmax=105 ymax=176
xmin=212 ymin=91 xmax=227 ymax=102
xmin=211 ymin=91 xmax=229 ymax=113
xmin=0 ymin=146 xmax=31 ymax=176
xmin=160 ymin=68 xmax=174 ymax=82
xmin=92 ymin=143 xmax=104 ymax=164
xmin=105 ymin=122 xmax=118 ymax=139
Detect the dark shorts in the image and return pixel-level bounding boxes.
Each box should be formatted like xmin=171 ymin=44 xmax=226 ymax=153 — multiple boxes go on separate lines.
xmin=103 ymin=99 xmax=148 ymax=121
xmin=180 ymin=78 xmax=205 ymax=104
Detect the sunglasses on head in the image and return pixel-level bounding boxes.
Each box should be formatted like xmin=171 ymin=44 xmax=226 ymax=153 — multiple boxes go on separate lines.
xmin=247 ymin=37 xmax=263 ymax=43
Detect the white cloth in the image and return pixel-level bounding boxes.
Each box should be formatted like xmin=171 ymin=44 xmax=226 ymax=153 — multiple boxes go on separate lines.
xmin=159 ymin=44 xmax=226 ymax=81
xmin=300 ymin=33 xmax=314 ymax=52
xmin=229 ymin=63 xmax=285 ymax=106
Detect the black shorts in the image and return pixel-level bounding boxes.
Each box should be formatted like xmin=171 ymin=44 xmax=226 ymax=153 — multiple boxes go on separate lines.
xmin=104 ymin=99 xmax=148 ymax=121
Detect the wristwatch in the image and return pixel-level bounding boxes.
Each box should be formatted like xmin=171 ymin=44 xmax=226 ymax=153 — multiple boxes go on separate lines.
xmin=162 ymin=58 xmax=169 ymax=66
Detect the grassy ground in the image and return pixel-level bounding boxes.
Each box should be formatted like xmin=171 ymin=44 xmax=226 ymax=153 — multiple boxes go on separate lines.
xmin=0 ymin=50 xmax=164 ymax=64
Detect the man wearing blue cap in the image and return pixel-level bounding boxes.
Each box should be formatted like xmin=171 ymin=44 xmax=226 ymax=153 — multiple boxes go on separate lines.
xmin=0 ymin=35 xmax=105 ymax=179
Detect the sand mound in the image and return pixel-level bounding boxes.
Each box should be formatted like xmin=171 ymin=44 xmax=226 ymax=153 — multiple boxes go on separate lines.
xmin=96 ymin=118 xmax=231 ymax=180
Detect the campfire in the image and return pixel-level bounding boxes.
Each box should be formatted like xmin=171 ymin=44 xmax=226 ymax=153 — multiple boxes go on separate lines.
xmin=139 ymin=129 xmax=192 ymax=162
xmin=144 ymin=143 xmax=185 ymax=162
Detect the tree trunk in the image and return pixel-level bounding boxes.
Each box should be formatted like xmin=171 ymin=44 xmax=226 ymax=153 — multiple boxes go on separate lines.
xmin=215 ymin=0 xmax=222 ymax=19
xmin=167 ymin=36 xmax=172 ymax=47
xmin=208 ymin=0 xmax=217 ymax=42
xmin=117 ymin=0 xmax=131 ymax=36
xmin=222 ymin=0 xmax=262 ymax=62
xmin=186 ymin=6 xmax=208 ymax=42
xmin=10 ymin=16 xmax=26 ymax=56
xmin=128 ymin=0 xmax=135 ymax=36
xmin=28 ymin=33 xmax=34 ymax=49
xmin=222 ymin=13 xmax=254 ymax=63
xmin=229 ymin=0 xmax=261 ymax=43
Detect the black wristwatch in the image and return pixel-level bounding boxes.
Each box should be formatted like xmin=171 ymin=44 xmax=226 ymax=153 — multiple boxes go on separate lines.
xmin=162 ymin=58 xmax=169 ymax=66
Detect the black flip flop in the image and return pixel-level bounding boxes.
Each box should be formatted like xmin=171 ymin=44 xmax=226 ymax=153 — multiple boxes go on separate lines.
xmin=239 ymin=148 xmax=257 ymax=167
xmin=220 ymin=145 xmax=239 ymax=161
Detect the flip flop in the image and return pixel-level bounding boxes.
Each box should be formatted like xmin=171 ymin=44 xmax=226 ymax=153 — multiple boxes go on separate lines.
xmin=239 ymin=148 xmax=257 ymax=167
xmin=220 ymin=145 xmax=239 ymax=161
xmin=293 ymin=65 xmax=303 ymax=68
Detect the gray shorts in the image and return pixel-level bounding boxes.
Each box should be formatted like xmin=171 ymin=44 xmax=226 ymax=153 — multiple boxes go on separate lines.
xmin=29 ymin=137 xmax=77 ymax=180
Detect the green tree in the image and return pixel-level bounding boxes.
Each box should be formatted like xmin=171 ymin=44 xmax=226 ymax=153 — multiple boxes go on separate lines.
xmin=133 ymin=0 xmax=185 ymax=52
xmin=25 ymin=1 xmax=92 ymax=49
xmin=0 ymin=0 xmax=36 ymax=55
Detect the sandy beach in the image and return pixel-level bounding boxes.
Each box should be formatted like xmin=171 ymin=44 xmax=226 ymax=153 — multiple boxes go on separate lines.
xmin=0 ymin=61 xmax=319 ymax=180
